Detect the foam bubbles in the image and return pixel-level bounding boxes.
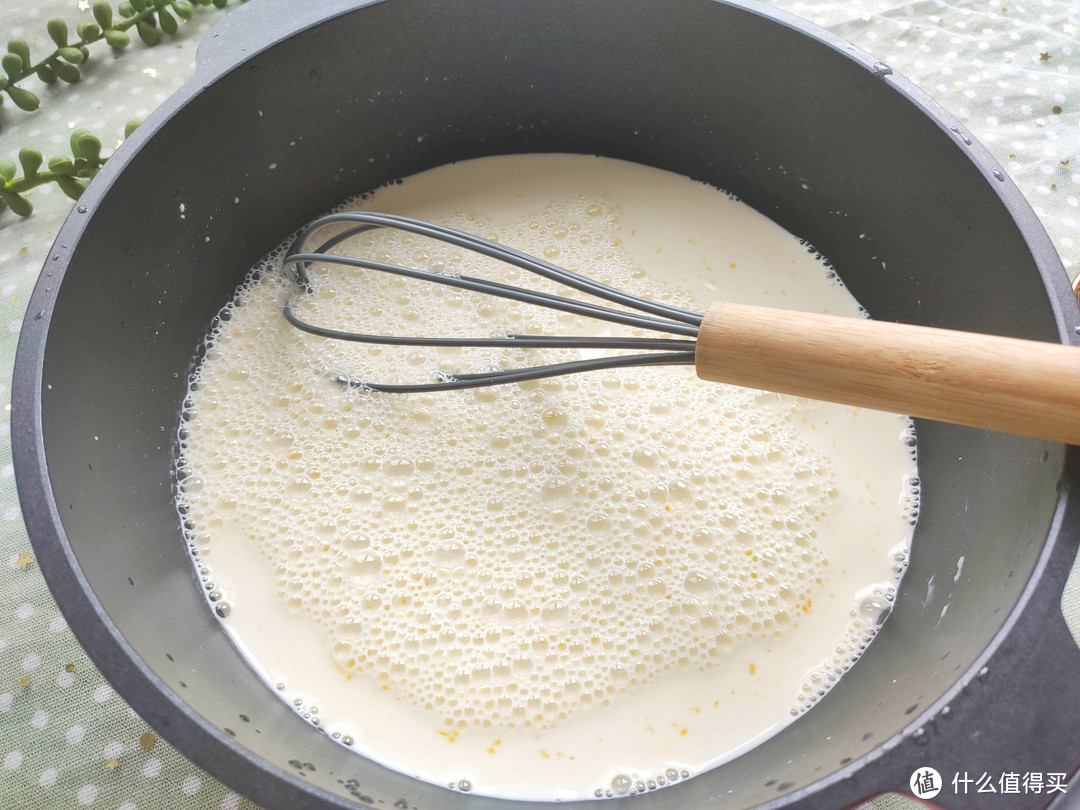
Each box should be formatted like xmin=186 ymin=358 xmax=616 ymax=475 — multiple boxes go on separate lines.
xmin=176 ymin=193 xmax=903 ymax=747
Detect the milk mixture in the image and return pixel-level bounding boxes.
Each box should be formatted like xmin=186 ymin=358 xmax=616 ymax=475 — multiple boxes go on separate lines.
xmin=175 ymin=155 xmax=917 ymax=800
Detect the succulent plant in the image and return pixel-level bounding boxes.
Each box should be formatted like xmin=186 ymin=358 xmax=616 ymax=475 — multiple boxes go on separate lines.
xmin=1 ymin=0 xmax=240 ymax=217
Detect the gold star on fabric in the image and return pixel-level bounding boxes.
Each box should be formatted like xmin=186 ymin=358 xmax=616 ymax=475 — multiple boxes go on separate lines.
xmin=15 ymin=552 xmax=34 ymax=570
xmin=1040 ymin=52 xmax=1051 ymax=61
xmin=1065 ymin=23 xmax=1077 ymax=35
xmin=18 ymin=676 xmax=30 ymax=689
xmin=1062 ymin=160 xmax=1071 ymax=169
xmin=78 ymin=0 xmax=90 ymax=9
xmin=105 ymin=757 xmax=119 ymax=771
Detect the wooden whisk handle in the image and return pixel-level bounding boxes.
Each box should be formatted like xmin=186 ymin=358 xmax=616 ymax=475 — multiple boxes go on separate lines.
xmin=695 ymin=301 xmax=1080 ymax=445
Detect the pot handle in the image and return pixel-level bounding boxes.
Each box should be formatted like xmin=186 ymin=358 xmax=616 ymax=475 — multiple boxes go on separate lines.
xmin=194 ymin=0 xmax=368 ymax=80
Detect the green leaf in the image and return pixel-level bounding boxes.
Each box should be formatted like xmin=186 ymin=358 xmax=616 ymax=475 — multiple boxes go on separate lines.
xmin=131 ymin=0 xmax=149 ymax=11
xmin=104 ymin=29 xmax=130 ymax=48
xmin=124 ymin=119 xmax=141 ymax=138
xmin=56 ymin=176 xmax=88 ymax=201
xmin=1 ymin=190 xmax=33 ymax=217
xmin=74 ymin=131 xmax=102 ymax=162
xmin=19 ymin=148 xmax=43 ymax=178
xmin=93 ymin=1 xmax=114 ymax=29
xmin=212 ymin=0 xmax=227 ymax=7
xmin=2 ymin=53 xmax=23 ymax=79
xmin=136 ymin=20 xmax=161 ymax=46
xmin=172 ymin=0 xmax=195 ymax=20
xmin=7 ymin=38 xmax=31 ymax=66
xmin=6 ymin=85 xmax=40 ymax=111
xmin=76 ymin=22 xmax=102 ymax=41
xmin=53 ymin=60 xmax=80 ymax=83
xmin=48 ymin=155 xmax=75 ymax=175
xmin=10 ymin=195 xmax=33 ymax=217
xmin=0 ymin=160 xmax=16 ymax=181
xmin=158 ymin=7 xmax=177 ymax=34
xmin=70 ymin=129 xmax=98 ymax=160
xmin=70 ymin=129 xmax=92 ymax=158
xmin=47 ymin=17 xmax=69 ymax=47
xmin=0 ymin=77 xmax=7 ymax=91
xmin=37 ymin=63 xmax=57 ymax=84
xmin=59 ymin=46 xmax=86 ymax=64
xmin=119 ymin=2 xmax=136 ymax=17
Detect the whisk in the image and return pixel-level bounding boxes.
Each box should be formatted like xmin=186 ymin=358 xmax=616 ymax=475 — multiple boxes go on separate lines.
xmin=282 ymin=211 xmax=1080 ymax=445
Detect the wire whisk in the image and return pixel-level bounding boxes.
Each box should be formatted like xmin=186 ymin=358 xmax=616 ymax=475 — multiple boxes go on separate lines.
xmin=279 ymin=211 xmax=1080 ymax=444
xmin=282 ymin=211 xmax=703 ymax=393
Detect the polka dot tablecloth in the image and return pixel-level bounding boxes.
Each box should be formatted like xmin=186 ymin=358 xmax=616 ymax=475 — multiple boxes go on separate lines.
xmin=0 ymin=1 xmax=1078 ymax=809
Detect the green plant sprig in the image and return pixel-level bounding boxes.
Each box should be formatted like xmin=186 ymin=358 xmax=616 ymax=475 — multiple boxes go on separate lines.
xmin=1 ymin=0 xmax=232 ymax=114
xmin=0 ymin=121 xmax=138 ymax=217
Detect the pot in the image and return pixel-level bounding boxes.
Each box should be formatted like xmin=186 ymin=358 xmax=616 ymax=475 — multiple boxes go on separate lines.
xmin=12 ymin=0 xmax=1080 ymax=807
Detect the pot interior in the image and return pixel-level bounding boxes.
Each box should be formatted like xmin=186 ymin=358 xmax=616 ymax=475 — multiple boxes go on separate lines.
xmin=32 ymin=0 xmax=1067 ymax=807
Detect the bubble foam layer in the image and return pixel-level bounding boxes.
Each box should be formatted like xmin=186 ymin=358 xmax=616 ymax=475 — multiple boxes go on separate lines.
xmin=174 ymin=154 xmax=916 ymax=799
xmin=178 ymin=198 xmax=842 ymax=733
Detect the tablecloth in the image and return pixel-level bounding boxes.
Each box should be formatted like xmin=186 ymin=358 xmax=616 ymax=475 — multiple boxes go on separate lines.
xmin=1 ymin=1 xmax=1077 ymax=808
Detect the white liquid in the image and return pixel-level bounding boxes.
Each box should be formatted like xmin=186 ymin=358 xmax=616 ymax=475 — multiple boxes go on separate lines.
xmin=176 ymin=155 xmax=916 ymax=801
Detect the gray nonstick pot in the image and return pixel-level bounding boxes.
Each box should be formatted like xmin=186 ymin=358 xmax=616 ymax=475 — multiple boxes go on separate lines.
xmin=11 ymin=0 xmax=1080 ymax=808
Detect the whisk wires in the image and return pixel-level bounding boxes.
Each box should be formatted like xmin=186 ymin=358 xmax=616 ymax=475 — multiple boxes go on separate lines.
xmin=282 ymin=211 xmax=703 ymax=393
